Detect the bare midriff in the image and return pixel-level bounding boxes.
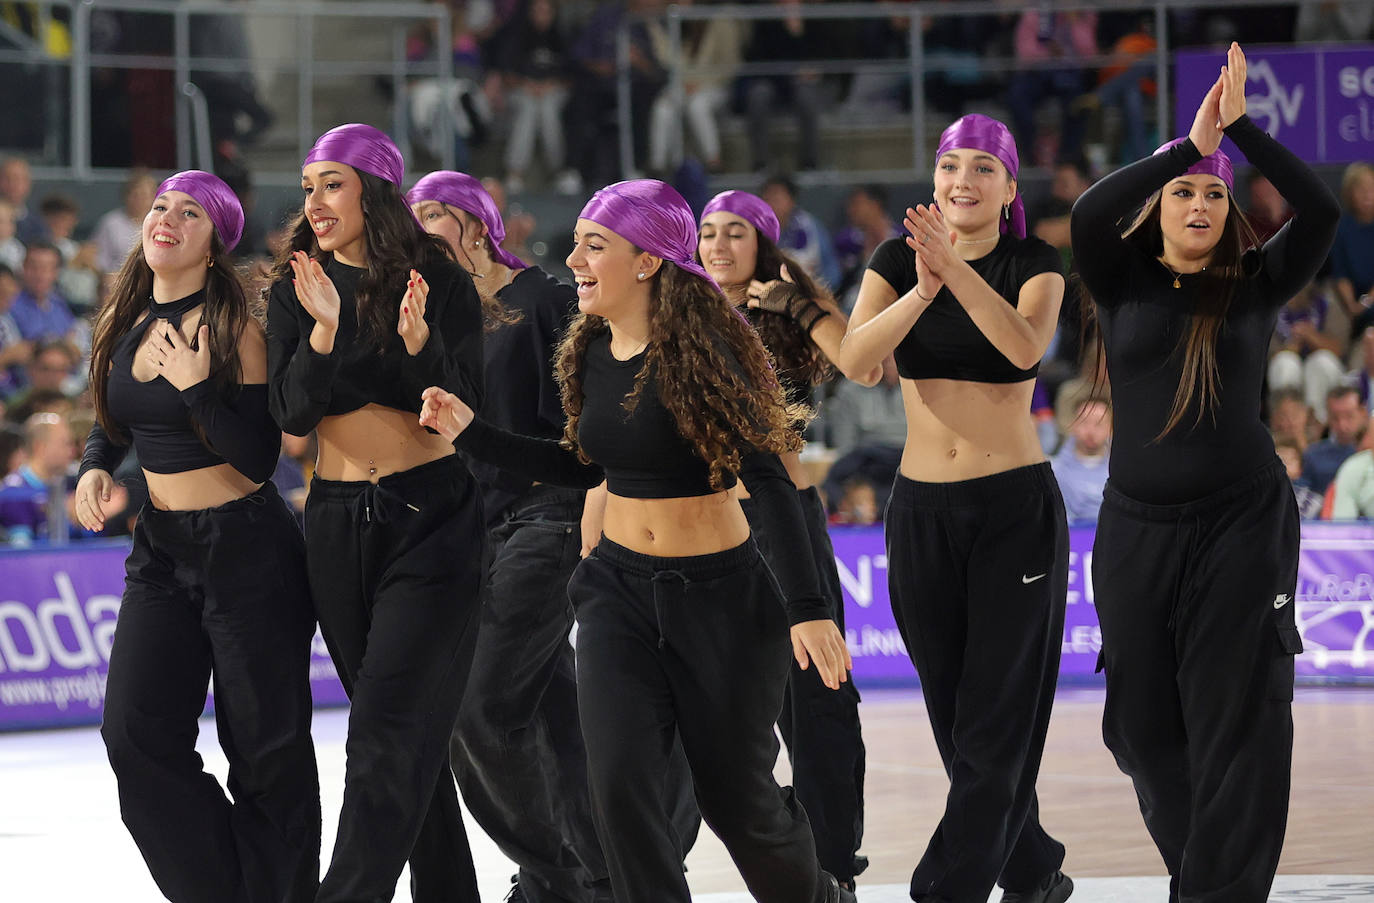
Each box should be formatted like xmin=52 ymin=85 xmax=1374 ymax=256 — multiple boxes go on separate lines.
xmin=144 ymin=464 xmax=263 ymax=511
xmin=898 ymin=376 xmax=1045 ymax=482
xmin=314 ymin=403 xmax=455 ymax=483
xmin=603 ymin=490 xmax=751 ymax=558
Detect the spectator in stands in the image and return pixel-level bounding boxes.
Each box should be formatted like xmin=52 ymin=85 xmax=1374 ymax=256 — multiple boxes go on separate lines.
xmin=820 ymin=443 xmax=901 ymax=528
xmin=1303 ymin=384 xmax=1368 ymax=494
xmin=833 ymin=184 xmax=902 ymax=304
xmin=492 ymin=0 xmax=570 ymax=193
xmin=920 ymin=1 xmax=1005 ymax=116
xmin=1245 ymin=171 xmax=1291 ymax=243
xmin=1270 ymin=387 xmax=1319 ymax=452
xmin=1269 ymin=282 xmax=1348 ymax=421
xmin=1054 ymin=334 xmax=1109 ymax=436
xmin=0 ymin=199 xmax=24 ymax=270
xmin=1331 ymin=162 xmax=1374 ymax=327
xmin=1008 ymin=8 xmax=1097 ymax=167
xmin=824 ymin=353 xmax=907 ymax=455
xmin=0 ymin=263 xmax=29 ymax=398
xmin=743 ymin=0 xmax=825 ymax=173
xmin=1328 ymin=420 xmax=1374 ymax=518
xmin=4 ymin=386 xmax=75 ymax=428
xmin=1075 ymin=15 xmax=1156 ymax=166
xmin=1275 ymin=437 xmax=1324 ymax=518
xmin=828 ymin=475 xmax=880 ymax=526
xmin=761 ymin=174 xmax=841 ymax=288
xmin=91 ymin=169 xmax=157 ymax=275
xmin=1051 ymin=396 xmax=1111 ymax=522
xmin=0 ymin=156 xmax=49 ymax=244
xmin=0 ymin=411 xmax=76 ymax=545
xmin=9 ymin=242 xmax=77 ymax=346
xmin=646 ymin=0 xmax=743 ymax=177
xmin=1031 ymin=156 xmax=1093 ymax=256
xmin=40 ymin=193 xmax=101 ymax=312
xmin=0 ymin=422 xmax=22 ymax=480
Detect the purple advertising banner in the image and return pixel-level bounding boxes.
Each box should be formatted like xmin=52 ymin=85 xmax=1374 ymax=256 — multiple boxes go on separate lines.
xmin=0 ymin=541 xmax=347 ymax=731
xmin=1175 ymin=45 xmax=1374 ymax=165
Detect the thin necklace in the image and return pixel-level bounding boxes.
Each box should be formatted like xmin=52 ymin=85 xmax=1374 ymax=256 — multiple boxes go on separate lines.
xmin=1158 ymin=257 xmax=1205 ymax=289
xmin=956 ymin=235 xmax=999 ymax=245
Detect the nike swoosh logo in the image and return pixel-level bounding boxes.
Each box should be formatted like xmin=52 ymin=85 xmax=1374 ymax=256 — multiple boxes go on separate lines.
xmin=1022 ymin=573 xmax=1047 ymax=585
xmin=1273 ymin=594 xmax=1292 ymax=609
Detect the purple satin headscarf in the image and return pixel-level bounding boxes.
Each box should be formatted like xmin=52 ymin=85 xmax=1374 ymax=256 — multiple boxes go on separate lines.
xmin=156 ymin=170 xmax=244 ymax=252
xmin=1153 ymin=137 xmax=1235 ymax=192
xmin=700 ymin=190 xmax=781 ymax=244
xmin=580 ymin=180 xmax=718 ymax=289
xmin=407 ymin=171 xmax=526 ymax=271
xmin=935 ymin=113 xmax=1026 ymax=239
xmin=304 ymin=123 xmax=404 ymax=186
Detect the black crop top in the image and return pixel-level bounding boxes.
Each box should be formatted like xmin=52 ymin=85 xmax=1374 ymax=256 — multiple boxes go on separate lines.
xmin=78 ymin=290 xmax=281 ymax=485
xmin=867 ymin=233 xmax=1062 ymax=382
xmin=265 ymin=257 xmax=484 ymax=436
xmin=457 ymin=329 xmax=830 ymax=624
xmin=1070 ymin=115 xmax=1340 ymax=503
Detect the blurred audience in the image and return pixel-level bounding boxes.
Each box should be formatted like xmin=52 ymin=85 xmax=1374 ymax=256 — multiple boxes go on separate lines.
xmin=646 ymin=0 xmax=742 ymax=177
xmin=761 ymin=174 xmax=841 ymax=288
xmin=1303 ymin=385 xmax=1368 ymax=495
xmin=491 ymin=0 xmax=570 ymax=192
xmin=1269 ymin=282 xmax=1348 ymax=421
xmin=1051 ymin=396 xmax=1111 ymax=522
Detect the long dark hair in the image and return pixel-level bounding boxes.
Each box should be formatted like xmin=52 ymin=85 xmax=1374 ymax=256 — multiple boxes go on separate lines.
xmin=744 ymin=232 xmax=835 ymax=388
xmin=556 ymin=261 xmax=804 ymax=491
xmin=1082 ymin=187 xmax=1260 ymax=439
xmin=90 ymin=234 xmax=253 ymax=445
xmin=436 ymin=205 xmax=521 ymax=330
xmin=270 ymin=170 xmax=506 ymax=348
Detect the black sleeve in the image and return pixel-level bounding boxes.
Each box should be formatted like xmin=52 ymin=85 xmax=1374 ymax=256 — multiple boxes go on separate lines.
xmin=1018 ymin=237 xmax=1065 ymax=286
xmin=532 ymin=278 xmax=578 ymax=435
xmin=180 ymin=381 xmax=282 ymax=484
xmin=739 ymin=450 xmax=831 ymax=625
xmin=77 ymin=420 xmax=129 ymax=483
xmin=865 ymin=237 xmax=916 ymax=295
xmin=455 ymin=416 xmax=605 ymax=489
xmin=1225 ymin=115 xmax=1341 ymax=303
xmin=401 ymin=264 xmax=485 ymax=415
xmin=265 ymin=278 xmax=340 ymax=436
xmin=1071 ymin=137 xmax=1203 ymax=305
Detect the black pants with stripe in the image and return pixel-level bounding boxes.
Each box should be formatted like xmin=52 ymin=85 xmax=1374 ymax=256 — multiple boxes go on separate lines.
xmin=569 ymin=536 xmax=828 ymax=903
xmin=885 ymin=464 xmax=1069 ymax=903
xmin=1094 ymin=458 xmax=1301 ymax=903
xmin=102 ymin=481 xmax=320 ymax=903
xmin=306 ymin=455 xmax=486 ymax=903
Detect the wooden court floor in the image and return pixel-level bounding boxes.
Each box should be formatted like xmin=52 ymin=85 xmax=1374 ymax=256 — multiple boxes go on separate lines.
xmin=684 ymin=687 xmax=1374 ymax=893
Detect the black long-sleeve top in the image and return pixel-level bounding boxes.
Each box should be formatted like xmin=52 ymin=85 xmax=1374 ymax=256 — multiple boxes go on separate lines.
xmin=266 ymin=257 xmax=484 ymax=437
xmin=1070 ymin=115 xmax=1340 ymax=503
xmin=459 ymin=330 xmax=830 ymax=625
xmin=459 ymin=266 xmax=579 ymax=525
xmin=78 ymin=290 xmax=280 ymax=485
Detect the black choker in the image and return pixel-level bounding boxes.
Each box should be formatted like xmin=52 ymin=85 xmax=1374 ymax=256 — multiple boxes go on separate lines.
xmin=148 ymin=289 xmax=207 ymax=323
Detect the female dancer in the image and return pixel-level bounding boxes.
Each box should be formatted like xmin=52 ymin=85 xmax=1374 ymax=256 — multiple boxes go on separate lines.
xmin=1070 ymin=44 xmax=1338 ymax=901
xmin=77 ymin=170 xmax=319 ymax=902
xmin=265 ymin=124 xmax=487 ymax=903
xmin=837 ymin=114 xmax=1072 ymax=903
xmin=407 ymin=170 xmax=608 ymax=902
xmin=420 ymin=179 xmax=855 ymax=903
xmin=697 ymin=188 xmax=876 ymax=890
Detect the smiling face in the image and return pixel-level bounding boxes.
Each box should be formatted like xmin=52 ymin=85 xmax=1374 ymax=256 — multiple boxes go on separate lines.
xmin=1158 ymin=175 xmax=1230 ymax=263
xmin=566 ymin=217 xmax=654 ymax=320
xmin=933 ymin=148 xmax=1016 ymax=238
xmin=301 ymin=161 xmax=366 ymax=265
xmin=698 ymin=211 xmax=758 ymax=295
xmin=142 ymin=190 xmax=215 ymax=276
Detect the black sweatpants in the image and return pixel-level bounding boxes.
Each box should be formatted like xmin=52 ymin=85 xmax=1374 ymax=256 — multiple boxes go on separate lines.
xmin=305 ymin=455 xmax=486 ymax=903
xmin=1094 ymin=458 xmax=1301 ymax=903
xmin=101 ymin=482 xmax=320 ymax=903
xmin=744 ymin=485 xmax=867 ymax=884
xmin=569 ymin=536 xmax=826 ymax=903
xmin=885 ymin=464 xmax=1068 ymax=903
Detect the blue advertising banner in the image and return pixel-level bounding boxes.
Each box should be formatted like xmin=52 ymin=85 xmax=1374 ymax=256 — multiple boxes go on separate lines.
xmin=1174 ymin=44 xmax=1374 ymax=164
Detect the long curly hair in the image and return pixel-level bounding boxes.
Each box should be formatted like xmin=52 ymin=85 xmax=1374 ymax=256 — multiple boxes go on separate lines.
xmin=742 ymin=231 xmax=835 ymax=389
xmin=555 ymin=261 xmax=804 ymax=491
xmin=90 ymin=233 xmax=255 ymax=446
xmin=270 ymin=170 xmax=509 ymax=348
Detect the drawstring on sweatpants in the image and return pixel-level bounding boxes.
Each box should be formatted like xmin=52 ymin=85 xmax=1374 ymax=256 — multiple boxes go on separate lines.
xmin=351 ymin=483 xmax=421 ymax=525
xmin=650 ymin=570 xmax=689 ymax=649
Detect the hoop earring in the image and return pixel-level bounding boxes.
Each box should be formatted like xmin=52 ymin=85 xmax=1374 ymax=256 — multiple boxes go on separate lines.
xmin=206 ymin=258 xmax=214 ymax=268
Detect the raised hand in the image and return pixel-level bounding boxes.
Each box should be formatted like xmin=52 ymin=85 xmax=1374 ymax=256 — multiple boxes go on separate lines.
xmin=288 ymin=250 xmax=341 ymax=333
xmin=74 ymin=468 xmax=114 ymax=532
xmin=149 ymin=321 xmax=211 ymax=391
xmin=790 ymin=618 xmax=854 ymax=690
xmin=398 ymin=268 xmax=431 ymax=355
xmin=1218 ymin=42 xmax=1248 ymax=128
xmin=418 ymin=385 xmax=475 ymax=441
xmin=1189 ymin=73 xmax=1225 ymax=157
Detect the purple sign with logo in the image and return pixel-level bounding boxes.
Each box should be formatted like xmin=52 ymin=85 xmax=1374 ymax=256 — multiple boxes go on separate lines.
xmin=1175 ymin=44 xmax=1374 ymax=164
xmin=0 ymin=541 xmax=347 ymax=731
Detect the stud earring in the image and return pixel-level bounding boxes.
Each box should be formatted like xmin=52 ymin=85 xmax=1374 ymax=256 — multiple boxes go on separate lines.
xmin=637 ymin=272 xmax=646 ymax=281
xmin=474 ymin=240 xmax=482 ymax=248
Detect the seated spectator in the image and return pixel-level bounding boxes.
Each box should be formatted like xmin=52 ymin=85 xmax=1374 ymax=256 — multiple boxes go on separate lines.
xmin=1075 ymin=15 xmax=1156 ymax=165
xmin=760 ymin=174 xmax=841 ymax=288
xmin=646 ymin=0 xmax=741 ymax=177
xmin=1246 ymin=171 xmax=1291 ymax=244
xmin=39 ymin=193 xmax=101 ymax=312
xmin=1275 ymin=437 xmax=1325 ymax=518
xmin=1269 ymin=282 xmax=1348 ymax=420
xmin=492 ymin=0 xmax=570 ymax=193
xmin=824 ymin=353 xmax=907 ymax=455
xmin=4 ymin=342 xmax=78 ymax=418
xmin=1031 ymin=156 xmax=1093 ymax=256
xmin=821 ymin=442 xmax=902 ymax=522
xmin=1331 ymin=162 xmax=1374 ymax=327
xmin=9 ymin=242 xmax=78 ymax=348
xmin=406 ymin=10 xmax=494 ymax=171
xmin=1008 ymin=8 xmax=1097 ymax=167
xmin=828 ymin=475 xmax=881 ymax=526
xmin=1269 ymin=386 xmax=1320 ymax=452
xmin=91 ymin=169 xmax=157 ymax=275
xmin=0 ymin=412 xmax=75 ymax=545
xmin=0 ymin=199 xmax=24 ymax=270
xmin=1303 ymin=384 xmax=1368 ymax=495
xmin=743 ymin=0 xmax=825 ymax=173
xmin=833 ymin=184 xmax=902 ymax=305
xmin=1054 ymin=335 xmax=1109 ymax=436
xmin=0 ymin=262 xmax=30 ymax=398
xmin=0 ymin=156 xmax=48 ymax=245
xmin=1051 ymin=396 xmax=1111 ymax=522
xmin=1328 ymin=424 xmax=1374 ymax=519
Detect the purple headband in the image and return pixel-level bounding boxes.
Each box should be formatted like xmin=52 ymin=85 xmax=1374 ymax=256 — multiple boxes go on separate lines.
xmin=579 ymin=180 xmax=718 ymax=289
xmin=935 ymin=113 xmax=1026 ymax=239
xmin=304 ymin=123 xmax=404 ymax=186
xmin=1153 ymin=137 xmax=1234 ymax=192
xmin=701 ymin=190 xmax=781 ymax=244
xmin=156 ymin=170 xmax=244 ymax=252
xmin=407 ymin=171 xmax=526 ymax=271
